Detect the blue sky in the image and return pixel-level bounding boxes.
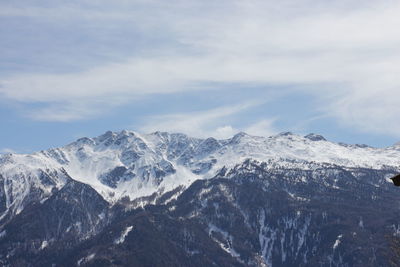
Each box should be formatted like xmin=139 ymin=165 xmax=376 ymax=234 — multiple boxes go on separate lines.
xmin=1 ymin=0 xmax=400 ymax=153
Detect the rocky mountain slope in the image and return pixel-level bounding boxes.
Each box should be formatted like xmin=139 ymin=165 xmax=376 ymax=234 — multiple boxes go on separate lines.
xmin=0 ymin=130 xmax=400 ymax=266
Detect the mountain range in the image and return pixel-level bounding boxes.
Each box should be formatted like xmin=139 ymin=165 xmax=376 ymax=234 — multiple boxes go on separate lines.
xmin=1 ymin=130 xmax=400 ymax=266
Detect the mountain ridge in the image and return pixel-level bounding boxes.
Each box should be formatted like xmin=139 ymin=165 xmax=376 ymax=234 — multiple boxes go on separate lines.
xmin=1 ymin=130 xmax=399 ymax=208
xmin=1 ymin=130 xmax=400 ymax=266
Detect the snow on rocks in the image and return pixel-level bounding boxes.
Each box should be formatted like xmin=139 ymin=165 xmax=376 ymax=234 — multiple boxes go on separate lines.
xmin=114 ymin=226 xmax=134 ymax=244
xmin=1 ymin=130 xmax=400 ymax=209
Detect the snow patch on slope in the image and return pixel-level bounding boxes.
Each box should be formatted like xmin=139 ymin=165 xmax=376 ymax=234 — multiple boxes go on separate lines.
xmin=1 ymin=130 xmax=400 ymax=207
xmin=208 ymin=223 xmax=242 ymax=260
xmin=114 ymin=226 xmax=133 ymax=244
xmin=333 ymin=234 xmax=343 ymax=249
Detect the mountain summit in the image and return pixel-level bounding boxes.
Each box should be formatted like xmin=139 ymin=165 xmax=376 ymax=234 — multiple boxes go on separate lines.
xmin=1 ymin=130 xmax=400 ymax=207
xmin=1 ymin=130 xmax=400 ymax=266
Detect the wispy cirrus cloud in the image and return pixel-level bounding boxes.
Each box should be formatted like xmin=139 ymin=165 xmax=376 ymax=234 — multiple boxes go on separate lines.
xmin=1 ymin=0 xmax=400 ymax=137
xmin=138 ymin=101 xmax=277 ymax=139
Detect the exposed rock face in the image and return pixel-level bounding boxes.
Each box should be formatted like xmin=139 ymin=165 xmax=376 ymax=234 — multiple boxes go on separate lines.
xmin=304 ymin=133 xmax=327 ymax=141
xmin=0 ymin=178 xmax=110 ymax=266
xmin=0 ymin=131 xmax=400 ymax=266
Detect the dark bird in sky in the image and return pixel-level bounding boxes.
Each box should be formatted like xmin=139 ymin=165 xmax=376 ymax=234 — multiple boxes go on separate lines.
xmin=390 ymin=174 xmax=400 ymax=186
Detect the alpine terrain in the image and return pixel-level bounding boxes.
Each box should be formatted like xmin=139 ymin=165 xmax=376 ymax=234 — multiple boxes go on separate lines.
xmin=1 ymin=130 xmax=400 ymax=267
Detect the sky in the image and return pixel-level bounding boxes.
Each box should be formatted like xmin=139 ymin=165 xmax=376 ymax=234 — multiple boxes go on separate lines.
xmin=1 ymin=0 xmax=400 ymax=153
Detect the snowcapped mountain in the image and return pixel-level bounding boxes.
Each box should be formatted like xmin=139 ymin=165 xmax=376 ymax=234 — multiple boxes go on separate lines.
xmin=1 ymin=130 xmax=400 ymax=266
xmin=1 ymin=130 xmax=400 ymax=220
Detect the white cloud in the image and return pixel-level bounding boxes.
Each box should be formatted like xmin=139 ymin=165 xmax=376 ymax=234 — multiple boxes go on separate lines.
xmin=138 ymin=101 xmax=276 ymax=138
xmin=1 ymin=0 xmax=400 ymax=137
xmin=245 ymin=119 xmax=277 ymax=137
xmin=214 ymin=126 xmax=237 ymax=139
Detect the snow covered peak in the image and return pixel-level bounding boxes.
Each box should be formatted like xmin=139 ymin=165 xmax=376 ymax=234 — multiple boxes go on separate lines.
xmin=1 ymin=130 xmax=400 ymax=206
xmin=391 ymin=141 xmax=400 ymax=149
xmin=231 ymin=131 xmax=249 ymax=139
xmin=278 ymin=131 xmax=294 ymax=137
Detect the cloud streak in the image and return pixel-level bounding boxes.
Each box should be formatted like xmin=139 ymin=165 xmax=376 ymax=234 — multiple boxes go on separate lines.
xmin=1 ymin=0 xmax=400 ymax=137
xmin=138 ymin=101 xmax=277 ymax=139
